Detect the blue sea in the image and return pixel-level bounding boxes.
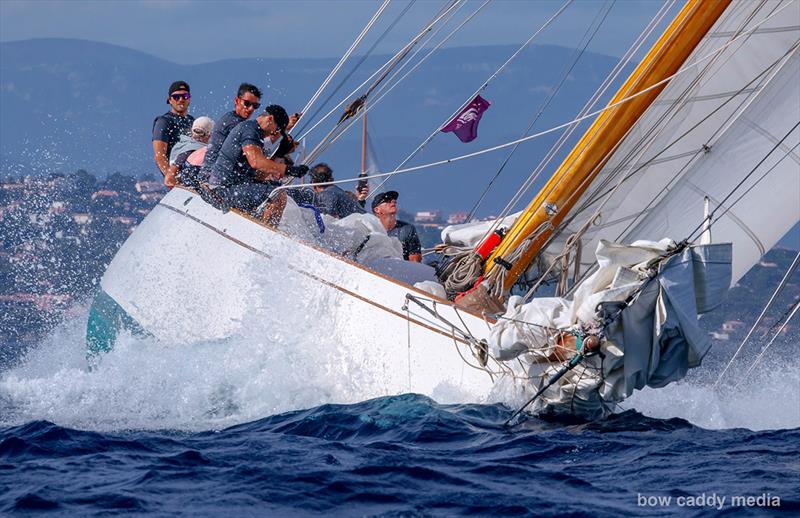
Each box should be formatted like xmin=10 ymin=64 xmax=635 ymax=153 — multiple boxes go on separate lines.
xmin=1 ymin=317 xmax=798 ymax=516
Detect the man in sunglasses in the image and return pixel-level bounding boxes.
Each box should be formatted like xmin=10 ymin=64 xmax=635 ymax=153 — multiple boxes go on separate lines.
xmin=152 ymin=81 xmax=195 ymax=187
xmin=207 ymin=104 xmax=309 ymax=225
xmin=201 ymin=83 xmax=264 ymax=182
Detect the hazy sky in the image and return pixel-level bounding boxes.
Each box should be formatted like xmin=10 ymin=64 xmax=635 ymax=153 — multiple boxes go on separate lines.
xmin=0 ymin=0 xmax=671 ymax=63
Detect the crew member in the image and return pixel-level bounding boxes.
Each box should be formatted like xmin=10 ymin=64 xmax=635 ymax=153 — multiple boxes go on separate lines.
xmin=208 ymin=104 xmax=308 ymax=225
xmin=152 ymin=80 xmax=194 ymax=187
xmin=372 ymin=191 xmax=422 ymax=262
xmin=309 ymin=163 xmax=369 ymax=219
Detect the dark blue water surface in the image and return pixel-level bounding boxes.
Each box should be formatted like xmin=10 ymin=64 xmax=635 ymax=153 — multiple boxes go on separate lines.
xmin=1 ymin=394 xmax=798 ymax=516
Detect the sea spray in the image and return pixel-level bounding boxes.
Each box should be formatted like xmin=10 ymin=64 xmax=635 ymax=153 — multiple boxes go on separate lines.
xmin=626 ymin=354 xmax=800 ymax=430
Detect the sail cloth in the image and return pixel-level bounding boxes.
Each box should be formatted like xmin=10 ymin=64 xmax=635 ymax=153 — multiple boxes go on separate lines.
xmin=440 ymin=95 xmax=492 ymax=143
xmin=279 ymin=200 xmax=437 ymax=285
xmin=545 ymin=0 xmax=799 ymax=287
xmin=489 ymin=239 xmax=732 ymax=419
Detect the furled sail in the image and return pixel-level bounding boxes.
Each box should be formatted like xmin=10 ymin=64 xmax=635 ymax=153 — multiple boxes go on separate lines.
xmin=533 ymin=0 xmax=800 ymax=288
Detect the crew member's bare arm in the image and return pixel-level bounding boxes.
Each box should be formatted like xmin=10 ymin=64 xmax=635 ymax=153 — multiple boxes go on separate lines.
xmin=152 ymin=140 xmax=178 ymax=186
xmin=243 ymin=144 xmax=287 ymax=182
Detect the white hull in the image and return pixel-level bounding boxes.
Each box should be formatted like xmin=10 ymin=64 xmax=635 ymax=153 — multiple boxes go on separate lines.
xmin=95 ymin=188 xmax=497 ymax=401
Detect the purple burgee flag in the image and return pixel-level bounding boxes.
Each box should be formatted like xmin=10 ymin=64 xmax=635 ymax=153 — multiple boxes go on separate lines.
xmin=441 ymin=95 xmax=491 ymax=143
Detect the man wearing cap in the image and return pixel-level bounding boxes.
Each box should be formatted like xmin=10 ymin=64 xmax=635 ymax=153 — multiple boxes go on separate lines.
xmin=372 ymin=191 xmax=422 ymax=262
xmin=153 ymin=80 xmax=194 ymax=187
xmin=308 ymin=163 xmax=369 ymax=219
xmin=208 ymin=104 xmax=309 ymax=225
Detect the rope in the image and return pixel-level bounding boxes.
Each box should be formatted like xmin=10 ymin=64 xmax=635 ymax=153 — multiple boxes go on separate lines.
xmin=714 ymin=250 xmax=800 ymax=388
xmin=435 ymin=246 xmax=483 ymax=295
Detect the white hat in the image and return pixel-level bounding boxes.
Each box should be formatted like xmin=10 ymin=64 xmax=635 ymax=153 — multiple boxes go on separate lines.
xmin=192 ymin=116 xmax=214 ymax=136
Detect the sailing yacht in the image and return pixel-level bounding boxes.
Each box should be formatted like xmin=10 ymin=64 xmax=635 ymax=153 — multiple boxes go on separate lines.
xmin=87 ymin=0 xmax=800 ymax=418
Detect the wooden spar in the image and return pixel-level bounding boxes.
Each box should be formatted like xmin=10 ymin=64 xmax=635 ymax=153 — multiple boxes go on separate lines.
xmin=484 ymin=0 xmax=732 ymax=292
xmin=361 ymin=106 xmax=368 ymax=174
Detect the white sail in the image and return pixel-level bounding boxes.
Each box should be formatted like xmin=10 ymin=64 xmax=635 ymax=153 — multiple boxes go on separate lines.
xmin=549 ymin=0 xmax=799 ymax=285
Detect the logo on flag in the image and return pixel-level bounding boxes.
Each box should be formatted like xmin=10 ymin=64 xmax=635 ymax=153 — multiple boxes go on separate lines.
xmin=441 ymin=95 xmax=491 ymax=143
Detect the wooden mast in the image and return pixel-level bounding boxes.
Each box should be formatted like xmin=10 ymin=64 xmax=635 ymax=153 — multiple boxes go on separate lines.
xmin=483 ymin=0 xmax=731 ymax=292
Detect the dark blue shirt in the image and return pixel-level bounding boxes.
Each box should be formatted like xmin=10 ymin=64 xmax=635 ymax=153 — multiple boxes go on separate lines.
xmin=202 ymin=111 xmax=245 ymax=175
xmin=388 ymin=220 xmax=422 ymax=260
xmin=314 ymin=185 xmax=365 ymax=219
xmin=152 ymin=111 xmax=194 ymax=157
xmin=209 ymin=119 xmax=265 ymax=187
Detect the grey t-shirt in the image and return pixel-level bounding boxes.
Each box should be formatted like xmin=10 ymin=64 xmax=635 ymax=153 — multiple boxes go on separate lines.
xmin=202 ymin=111 xmax=245 ymax=175
xmin=314 ymin=185 xmax=366 ymax=219
xmin=152 ymin=111 xmax=194 ymax=157
xmin=209 ymin=119 xmax=265 ymax=187
xmin=388 ymin=220 xmax=422 ymax=260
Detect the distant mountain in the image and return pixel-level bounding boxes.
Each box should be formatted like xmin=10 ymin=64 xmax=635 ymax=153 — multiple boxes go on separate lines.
xmin=0 ymin=38 xmax=623 ymax=215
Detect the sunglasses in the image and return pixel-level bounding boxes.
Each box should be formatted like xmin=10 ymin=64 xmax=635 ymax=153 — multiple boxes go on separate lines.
xmin=170 ymin=93 xmax=191 ymax=101
xmin=239 ymin=98 xmax=261 ymax=110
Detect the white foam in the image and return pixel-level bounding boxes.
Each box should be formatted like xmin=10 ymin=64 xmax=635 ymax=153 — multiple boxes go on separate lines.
xmin=625 ymin=358 xmax=800 ymax=431
xmin=4 ymin=289 xmax=797 ymax=432
xmin=0 ymin=273 xmax=393 ymax=432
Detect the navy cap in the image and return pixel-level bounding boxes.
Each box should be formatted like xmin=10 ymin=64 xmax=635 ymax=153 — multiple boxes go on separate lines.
xmin=168 ymin=80 xmax=190 ymax=95
xmin=371 ymin=190 xmax=398 ymax=211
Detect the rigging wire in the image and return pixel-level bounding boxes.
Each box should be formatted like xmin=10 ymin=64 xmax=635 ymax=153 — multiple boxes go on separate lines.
xmin=558 ymin=23 xmax=795 ymax=250
xmin=297 ymin=0 xmax=464 ymax=144
xmin=559 ymin=42 xmax=799 ymax=293
xmin=313 ymin=0 xmax=491 ymax=156
xmin=465 ymin=0 xmax=616 ymax=221
xmin=370 ymin=0 xmax=575 ymax=194
xmin=304 ymin=0 xmax=472 ymax=163
xmin=466 ymin=0 xmax=677 ymax=238
xmin=577 ymin=3 xmax=794 ymax=239
xmin=683 ymin=121 xmax=800 ymax=244
xmin=293 ymin=0 xmax=416 ymax=137
xmin=496 ymin=10 xmax=798 ymax=297
xmin=487 ymin=3 xmax=796 ymax=298
xmin=714 ymin=250 xmax=800 ymax=388
xmin=292 ymin=0 xmax=391 ymax=135
xmin=270 ymin=4 xmax=796 ymax=197
xmin=733 ymin=298 xmax=800 ymax=390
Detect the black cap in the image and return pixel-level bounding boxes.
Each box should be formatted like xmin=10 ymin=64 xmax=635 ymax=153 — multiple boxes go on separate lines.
xmin=371 ymin=190 xmax=398 ymax=211
xmin=168 ymin=81 xmax=190 ymax=96
xmin=264 ymin=104 xmax=289 ymax=131
xmin=309 ymin=163 xmax=333 ymax=184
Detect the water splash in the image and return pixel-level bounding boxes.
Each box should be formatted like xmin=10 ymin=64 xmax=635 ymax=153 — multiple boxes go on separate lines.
xmin=625 ymin=356 xmax=800 ymax=431
xmin=3 ymin=300 xmax=798 ymax=433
